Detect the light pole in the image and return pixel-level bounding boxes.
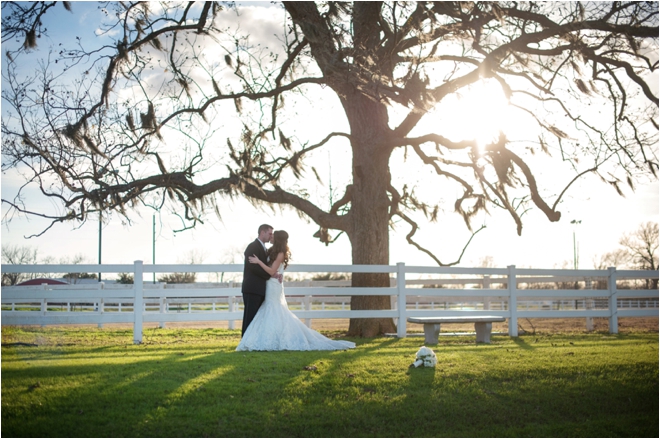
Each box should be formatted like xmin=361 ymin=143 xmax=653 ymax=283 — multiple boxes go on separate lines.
xmin=98 ymin=214 xmax=102 ymax=281
xmin=152 ymin=214 xmax=156 ymax=284
xmin=570 ymin=219 xmax=582 ymax=270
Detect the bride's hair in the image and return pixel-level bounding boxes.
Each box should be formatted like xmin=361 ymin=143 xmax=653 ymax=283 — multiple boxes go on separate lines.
xmin=268 ymin=230 xmax=291 ymax=269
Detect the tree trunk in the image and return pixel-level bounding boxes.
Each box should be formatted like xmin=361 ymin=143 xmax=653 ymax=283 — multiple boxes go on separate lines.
xmin=343 ymin=95 xmax=397 ymax=337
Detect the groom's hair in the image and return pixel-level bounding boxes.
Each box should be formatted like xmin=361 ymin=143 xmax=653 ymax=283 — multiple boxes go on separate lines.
xmin=258 ymin=224 xmax=273 ymax=234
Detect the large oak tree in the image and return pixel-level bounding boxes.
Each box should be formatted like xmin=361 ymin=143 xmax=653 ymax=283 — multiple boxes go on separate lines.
xmin=2 ymin=1 xmax=658 ymax=336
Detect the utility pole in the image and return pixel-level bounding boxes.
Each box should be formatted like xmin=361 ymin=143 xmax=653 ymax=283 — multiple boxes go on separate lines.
xmin=152 ymin=214 xmax=156 ymax=284
xmin=98 ymin=214 xmax=102 ymax=281
xmin=571 ymin=219 xmax=582 ymax=269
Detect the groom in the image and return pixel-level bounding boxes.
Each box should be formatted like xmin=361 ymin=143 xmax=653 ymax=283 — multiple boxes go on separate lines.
xmin=241 ymin=224 xmax=278 ymax=336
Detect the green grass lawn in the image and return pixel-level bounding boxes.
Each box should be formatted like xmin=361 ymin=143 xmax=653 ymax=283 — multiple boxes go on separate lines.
xmin=2 ymin=327 xmax=658 ymax=437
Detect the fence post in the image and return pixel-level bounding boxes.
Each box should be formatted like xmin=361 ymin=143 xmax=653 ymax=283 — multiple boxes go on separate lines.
xmin=585 ymin=279 xmax=594 ymax=331
xmin=585 ymin=298 xmax=594 ymax=331
xmin=483 ymin=275 xmax=491 ymax=310
xmin=608 ymin=266 xmax=618 ymax=334
xmin=133 ymin=260 xmax=144 ymax=344
xmin=39 ymin=283 xmax=48 ymax=328
xmin=159 ymin=283 xmax=166 ymax=329
xmin=40 ymin=283 xmax=48 ymax=328
xmin=98 ymin=282 xmax=104 ymax=329
xmin=304 ymin=281 xmax=312 ymax=328
xmin=508 ymin=265 xmax=518 ymax=337
xmin=397 ymin=262 xmax=407 ymax=338
xmin=228 ymin=281 xmax=235 ymax=330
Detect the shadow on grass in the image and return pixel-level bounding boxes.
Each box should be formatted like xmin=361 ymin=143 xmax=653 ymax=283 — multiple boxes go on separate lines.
xmin=512 ymin=336 xmax=536 ymax=350
xmin=2 ymin=330 xmax=658 ymax=437
xmin=3 ymin=331 xmax=377 ymax=437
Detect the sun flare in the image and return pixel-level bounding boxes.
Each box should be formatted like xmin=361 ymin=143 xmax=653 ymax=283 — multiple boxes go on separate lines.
xmin=432 ymin=79 xmax=512 ymax=151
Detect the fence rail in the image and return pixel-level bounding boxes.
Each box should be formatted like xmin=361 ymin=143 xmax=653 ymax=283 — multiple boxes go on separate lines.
xmin=2 ymin=262 xmax=658 ymax=343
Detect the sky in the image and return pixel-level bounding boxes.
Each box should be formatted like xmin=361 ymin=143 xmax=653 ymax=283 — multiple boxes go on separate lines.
xmin=1 ymin=2 xmax=658 ymax=277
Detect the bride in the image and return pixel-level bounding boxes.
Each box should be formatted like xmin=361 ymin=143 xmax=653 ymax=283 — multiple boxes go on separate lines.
xmin=236 ymin=230 xmax=356 ymax=351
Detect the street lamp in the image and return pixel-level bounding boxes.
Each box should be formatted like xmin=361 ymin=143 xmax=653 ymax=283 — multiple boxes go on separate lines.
xmin=570 ymin=219 xmax=582 ymax=270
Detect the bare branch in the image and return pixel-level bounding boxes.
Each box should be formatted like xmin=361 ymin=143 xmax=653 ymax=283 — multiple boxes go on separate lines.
xmin=397 ymin=210 xmax=486 ymax=267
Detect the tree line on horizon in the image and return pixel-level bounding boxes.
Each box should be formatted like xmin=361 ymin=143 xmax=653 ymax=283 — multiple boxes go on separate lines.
xmin=2 ymin=221 xmax=657 ymax=287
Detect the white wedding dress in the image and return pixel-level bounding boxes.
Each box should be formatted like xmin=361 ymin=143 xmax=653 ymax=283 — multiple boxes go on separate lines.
xmin=236 ymin=267 xmax=356 ymax=351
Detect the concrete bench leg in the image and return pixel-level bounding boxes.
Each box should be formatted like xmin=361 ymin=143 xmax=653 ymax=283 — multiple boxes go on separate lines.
xmin=474 ymin=322 xmax=493 ymax=343
xmin=423 ymin=323 xmax=440 ymax=345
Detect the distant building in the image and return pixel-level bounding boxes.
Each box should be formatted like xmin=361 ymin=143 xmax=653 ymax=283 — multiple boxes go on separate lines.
xmin=16 ymin=278 xmax=116 ymax=286
xmin=17 ymin=278 xmax=68 ymax=286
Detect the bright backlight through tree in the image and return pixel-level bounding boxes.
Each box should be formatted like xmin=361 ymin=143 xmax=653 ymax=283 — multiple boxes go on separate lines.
xmin=2 ymin=2 xmax=657 ymax=336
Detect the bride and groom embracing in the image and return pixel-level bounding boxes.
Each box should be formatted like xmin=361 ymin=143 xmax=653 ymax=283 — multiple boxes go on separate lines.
xmin=236 ymin=224 xmax=356 ymax=351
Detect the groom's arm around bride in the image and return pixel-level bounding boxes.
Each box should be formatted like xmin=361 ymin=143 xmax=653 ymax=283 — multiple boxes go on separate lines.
xmin=243 ymin=238 xmax=270 ymax=291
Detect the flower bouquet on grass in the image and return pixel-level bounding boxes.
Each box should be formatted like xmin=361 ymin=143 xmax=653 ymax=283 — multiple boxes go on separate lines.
xmin=410 ymin=346 xmax=437 ymax=368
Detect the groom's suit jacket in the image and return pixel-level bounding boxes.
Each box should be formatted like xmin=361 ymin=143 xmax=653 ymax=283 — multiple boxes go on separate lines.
xmin=242 ymin=239 xmax=271 ymax=297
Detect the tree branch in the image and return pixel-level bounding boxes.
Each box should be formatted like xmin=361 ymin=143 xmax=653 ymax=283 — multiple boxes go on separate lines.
xmin=396 ymin=210 xmax=486 ymax=266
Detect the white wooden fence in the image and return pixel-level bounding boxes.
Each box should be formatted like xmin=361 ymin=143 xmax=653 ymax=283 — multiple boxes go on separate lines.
xmin=2 ymin=262 xmax=657 ymax=344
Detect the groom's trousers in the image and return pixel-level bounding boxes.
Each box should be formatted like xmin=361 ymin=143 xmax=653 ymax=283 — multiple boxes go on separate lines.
xmin=241 ymin=292 xmax=265 ymax=336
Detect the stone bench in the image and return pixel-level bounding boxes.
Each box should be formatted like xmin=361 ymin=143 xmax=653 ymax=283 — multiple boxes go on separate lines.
xmin=407 ymin=316 xmax=506 ymax=344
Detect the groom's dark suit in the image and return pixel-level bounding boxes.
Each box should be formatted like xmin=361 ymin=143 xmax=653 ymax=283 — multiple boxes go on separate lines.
xmin=241 ymin=239 xmax=271 ymax=336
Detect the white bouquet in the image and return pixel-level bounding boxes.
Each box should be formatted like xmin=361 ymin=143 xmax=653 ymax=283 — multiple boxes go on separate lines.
xmin=410 ymin=346 xmax=437 ymax=368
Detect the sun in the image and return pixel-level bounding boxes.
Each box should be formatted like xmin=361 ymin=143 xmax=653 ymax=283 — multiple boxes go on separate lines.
xmin=427 ymin=79 xmax=512 ymax=151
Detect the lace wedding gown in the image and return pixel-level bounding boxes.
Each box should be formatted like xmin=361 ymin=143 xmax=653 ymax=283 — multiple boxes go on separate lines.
xmin=236 ymin=267 xmax=356 ymax=351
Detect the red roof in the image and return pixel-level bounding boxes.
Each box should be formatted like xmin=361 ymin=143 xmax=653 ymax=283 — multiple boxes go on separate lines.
xmin=17 ymin=278 xmax=68 ymax=286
